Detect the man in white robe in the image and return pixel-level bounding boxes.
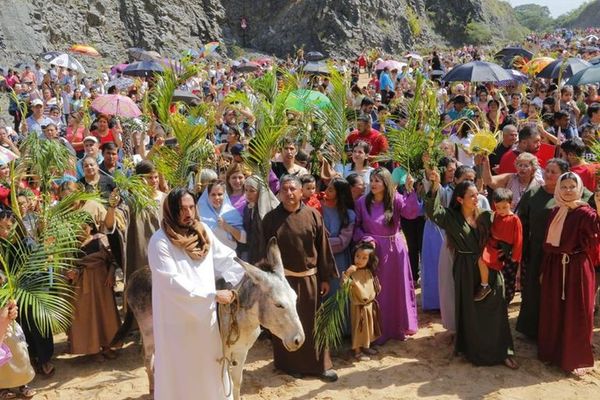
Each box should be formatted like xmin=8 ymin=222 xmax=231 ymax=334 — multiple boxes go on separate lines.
xmin=149 ymin=188 xmax=244 ymax=400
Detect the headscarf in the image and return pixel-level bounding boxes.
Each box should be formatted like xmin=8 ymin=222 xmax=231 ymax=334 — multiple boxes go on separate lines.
xmin=197 ymin=185 xmax=244 ymax=240
xmin=545 ymin=172 xmax=586 ymax=247
xmin=244 ymin=175 xmax=280 ymax=219
xmin=162 ymin=193 xmax=210 ymax=260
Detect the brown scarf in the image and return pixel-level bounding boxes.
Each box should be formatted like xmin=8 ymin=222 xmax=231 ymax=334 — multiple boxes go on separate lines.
xmin=161 ymin=195 xmax=211 ymax=261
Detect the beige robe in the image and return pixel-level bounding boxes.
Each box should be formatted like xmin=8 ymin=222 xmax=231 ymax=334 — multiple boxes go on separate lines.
xmin=349 ymin=268 xmax=381 ymax=350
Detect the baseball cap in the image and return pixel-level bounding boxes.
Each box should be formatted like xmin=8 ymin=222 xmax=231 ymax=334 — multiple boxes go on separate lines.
xmin=83 ymin=136 xmax=99 ymax=144
xmin=31 ymin=99 xmax=43 ymax=107
xmin=230 ymin=143 xmax=244 ymax=156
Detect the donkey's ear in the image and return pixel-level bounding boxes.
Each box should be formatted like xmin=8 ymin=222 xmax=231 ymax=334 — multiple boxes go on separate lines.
xmin=234 ymin=257 xmax=268 ymax=285
xmin=266 ymin=237 xmax=285 ymax=277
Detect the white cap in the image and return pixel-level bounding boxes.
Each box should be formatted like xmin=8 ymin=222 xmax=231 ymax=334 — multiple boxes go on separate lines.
xmin=83 ymin=135 xmax=98 ymax=143
xmin=31 ymin=99 xmax=43 ymax=107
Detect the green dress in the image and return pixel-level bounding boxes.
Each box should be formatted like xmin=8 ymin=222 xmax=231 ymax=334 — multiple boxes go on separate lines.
xmin=515 ymin=185 xmax=592 ymax=338
xmin=425 ymin=190 xmax=514 ymax=365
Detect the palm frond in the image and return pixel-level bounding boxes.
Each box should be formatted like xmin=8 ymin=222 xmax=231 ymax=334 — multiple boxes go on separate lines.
xmin=314 ymin=280 xmax=351 ymax=355
xmin=112 ymin=170 xmax=156 ymax=213
xmin=19 ymin=134 xmax=75 ymax=192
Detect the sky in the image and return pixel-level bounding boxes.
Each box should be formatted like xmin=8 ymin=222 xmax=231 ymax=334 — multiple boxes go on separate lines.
xmin=507 ymin=0 xmax=590 ymax=17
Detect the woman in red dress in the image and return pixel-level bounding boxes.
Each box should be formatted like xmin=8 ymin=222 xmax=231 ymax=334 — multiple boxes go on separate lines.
xmin=538 ymin=172 xmax=600 ymax=376
xmin=92 ymin=114 xmax=122 ymax=148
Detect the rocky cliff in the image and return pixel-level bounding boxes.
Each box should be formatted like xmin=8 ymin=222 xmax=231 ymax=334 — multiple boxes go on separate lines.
xmin=0 ymin=0 xmax=526 ymax=63
xmin=559 ymin=0 xmax=600 ymax=29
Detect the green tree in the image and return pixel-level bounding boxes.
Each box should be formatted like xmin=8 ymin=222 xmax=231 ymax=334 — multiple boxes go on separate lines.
xmin=514 ymin=4 xmax=554 ymax=31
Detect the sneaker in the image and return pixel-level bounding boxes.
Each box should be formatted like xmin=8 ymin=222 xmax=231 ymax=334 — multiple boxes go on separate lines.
xmin=474 ymin=285 xmax=492 ymax=302
xmin=320 ymin=369 xmax=338 ymax=382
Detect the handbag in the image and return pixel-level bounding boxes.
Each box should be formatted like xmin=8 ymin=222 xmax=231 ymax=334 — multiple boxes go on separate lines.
xmin=0 ymin=322 xmax=35 ymax=388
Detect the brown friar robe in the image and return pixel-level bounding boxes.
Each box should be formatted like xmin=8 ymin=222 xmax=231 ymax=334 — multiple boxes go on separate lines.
xmin=349 ymin=269 xmax=381 ymax=350
xmin=69 ymin=234 xmax=121 ymax=355
xmin=261 ymin=203 xmax=338 ymax=375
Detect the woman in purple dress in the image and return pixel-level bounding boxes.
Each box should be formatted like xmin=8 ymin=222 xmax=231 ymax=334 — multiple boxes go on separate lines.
xmin=353 ymin=167 xmax=421 ymax=344
xmin=225 ymin=163 xmax=248 ymax=216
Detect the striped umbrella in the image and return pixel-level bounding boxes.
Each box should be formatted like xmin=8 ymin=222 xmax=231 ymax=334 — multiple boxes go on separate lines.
xmin=201 ymin=42 xmax=220 ymax=57
xmin=91 ymin=94 xmax=141 ymax=118
xmin=49 ymin=54 xmax=86 ymax=74
xmin=69 ymin=44 xmax=101 ymax=57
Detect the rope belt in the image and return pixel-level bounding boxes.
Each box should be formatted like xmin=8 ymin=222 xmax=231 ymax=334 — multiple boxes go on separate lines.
xmin=560 ymin=251 xmax=583 ymax=300
xmin=217 ymin=289 xmax=240 ymax=398
xmin=368 ymin=232 xmax=402 ymax=252
xmin=284 ymin=267 xmax=317 ymax=277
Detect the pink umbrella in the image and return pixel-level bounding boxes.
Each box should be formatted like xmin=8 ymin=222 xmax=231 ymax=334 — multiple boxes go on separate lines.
xmin=375 ymin=60 xmax=407 ymax=71
xmin=111 ymin=63 xmax=130 ymax=74
xmin=91 ymin=94 xmax=141 ymax=118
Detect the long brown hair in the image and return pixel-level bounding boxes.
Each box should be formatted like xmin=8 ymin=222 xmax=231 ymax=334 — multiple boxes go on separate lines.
xmin=365 ymin=167 xmax=395 ymax=225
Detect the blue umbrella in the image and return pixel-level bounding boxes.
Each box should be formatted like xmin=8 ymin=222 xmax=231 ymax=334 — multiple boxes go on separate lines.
xmin=536 ymin=57 xmax=591 ymax=79
xmin=565 ymin=64 xmax=600 ymax=86
xmin=122 ymin=60 xmax=164 ymax=77
xmin=441 ymin=61 xmax=512 ymax=82
xmin=183 ymin=49 xmax=200 ymax=58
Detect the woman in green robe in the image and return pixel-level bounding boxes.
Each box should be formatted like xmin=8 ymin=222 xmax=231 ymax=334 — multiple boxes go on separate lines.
xmin=515 ymin=159 xmax=591 ymax=339
xmin=425 ymin=170 xmax=517 ymax=368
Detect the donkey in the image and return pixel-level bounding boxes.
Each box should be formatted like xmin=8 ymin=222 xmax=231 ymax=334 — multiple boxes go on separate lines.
xmin=112 ymin=237 xmax=305 ymax=399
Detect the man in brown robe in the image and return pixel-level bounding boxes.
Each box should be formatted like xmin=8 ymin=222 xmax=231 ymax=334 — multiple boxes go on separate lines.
xmin=261 ymin=174 xmax=339 ymax=382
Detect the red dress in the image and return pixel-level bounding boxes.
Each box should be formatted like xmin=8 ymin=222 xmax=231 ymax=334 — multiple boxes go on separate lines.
xmin=538 ymin=205 xmax=600 ymax=372
xmin=481 ymin=213 xmax=523 ymax=271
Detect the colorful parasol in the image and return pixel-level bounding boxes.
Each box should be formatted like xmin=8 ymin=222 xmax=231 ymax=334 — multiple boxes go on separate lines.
xmin=0 ymin=146 xmax=19 ymax=164
xmin=286 ymin=89 xmax=332 ymax=112
xmin=91 ymin=94 xmax=141 ymax=118
xmin=521 ymin=57 xmax=554 ymax=75
xmin=201 ymin=42 xmax=220 ymax=57
xmin=69 ymin=44 xmax=101 ymax=57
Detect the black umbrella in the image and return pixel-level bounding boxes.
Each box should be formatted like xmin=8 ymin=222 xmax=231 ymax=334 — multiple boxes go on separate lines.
xmin=172 ymin=90 xmax=202 ymax=105
xmin=40 ymin=51 xmax=63 ymax=62
xmin=127 ymin=47 xmax=161 ymax=62
xmin=441 ymin=61 xmax=512 ymax=82
xmin=494 ymin=47 xmax=533 ymax=60
xmin=122 ymin=61 xmax=164 ymax=77
xmin=13 ymin=62 xmax=32 ymax=69
xmin=536 ymin=57 xmax=591 ymax=79
xmin=306 ymin=51 xmax=326 ymax=62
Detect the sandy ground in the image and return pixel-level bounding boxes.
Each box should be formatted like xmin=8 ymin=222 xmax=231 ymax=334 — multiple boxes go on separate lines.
xmin=30 ymin=290 xmax=600 ymax=400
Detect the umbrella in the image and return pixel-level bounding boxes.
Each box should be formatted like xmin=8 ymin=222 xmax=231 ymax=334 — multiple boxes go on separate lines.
xmin=585 ymin=35 xmax=599 ymax=43
xmin=0 ymin=147 xmax=19 ymax=164
xmin=301 ymin=62 xmax=330 ymax=76
xmin=521 ymin=57 xmax=554 ymax=74
xmin=234 ymin=61 xmax=261 ymax=73
xmin=13 ymin=62 xmax=32 ymax=69
xmin=375 ymin=60 xmax=406 ymax=71
xmin=590 ymin=56 xmax=600 ymax=66
xmin=536 ymin=57 xmax=591 ymax=79
xmin=254 ymin=57 xmax=272 ymax=66
xmin=306 ymin=51 xmax=326 ymax=62
xmin=172 ymin=90 xmax=202 ymax=105
xmin=565 ymin=64 xmax=600 ymax=86
xmin=69 ymin=44 xmax=100 ymax=57
xmin=441 ymin=61 xmax=512 ymax=82
xmin=127 ymin=47 xmax=161 ymax=61
xmin=48 ymin=54 xmax=86 ymax=74
xmin=580 ymin=46 xmax=600 ymax=53
xmin=498 ymin=69 xmax=529 ymax=86
xmin=107 ymin=77 xmax=135 ymax=91
xmin=40 ymin=51 xmax=63 ymax=62
xmin=405 ymin=53 xmax=423 ymax=61
xmin=494 ymin=47 xmax=533 ymax=60
xmin=201 ymin=42 xmax=220 ymax=57
xmin=286 ymin=89 xmax=332 ymax=112
xmin=91 ymin=94 xmax=141 ymax=118
xmin=122 ymin=61 xmax=164 ymax=77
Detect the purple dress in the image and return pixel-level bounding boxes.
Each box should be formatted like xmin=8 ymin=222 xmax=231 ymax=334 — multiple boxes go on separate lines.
xmin=353 ymin=191 xmax=420 ymax=344
xmin=229 ymin=193 xmax=247 ymax=216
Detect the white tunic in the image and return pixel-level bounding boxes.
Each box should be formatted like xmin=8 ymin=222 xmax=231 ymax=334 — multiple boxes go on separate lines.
xmin=148 ymin=224 xmax=245 ymax=400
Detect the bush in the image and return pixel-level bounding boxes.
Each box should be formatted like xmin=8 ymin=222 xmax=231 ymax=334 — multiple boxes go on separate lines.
xmin=406 ymin=7 xmax=422 ymax=37
xmin=465 ymin=21 xmax=493 ymax=45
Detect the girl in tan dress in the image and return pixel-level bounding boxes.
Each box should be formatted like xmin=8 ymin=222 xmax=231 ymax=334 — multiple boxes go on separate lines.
xmin=343 ymin=242 xmax=382 ymax=361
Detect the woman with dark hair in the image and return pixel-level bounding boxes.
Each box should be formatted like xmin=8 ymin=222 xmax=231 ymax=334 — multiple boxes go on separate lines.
xmin=91 ymin=114 xmax=122 ymax=148
xmin=336 ymin=141 xmax=373 ymax=195
xmin=425 ymin=171 xmax=516 ymax=369
xmin=538 ymin=172 xmax=600 ymax=375
xmin=322 ymin=178 xmax=356 ymax=298
xmin=353 ymin=168 xmax=420 ymax=344
xmin=449 ymin=121 xmax=475 ymax=166
xmin=346 ymin=173 xmax=366 ymax=202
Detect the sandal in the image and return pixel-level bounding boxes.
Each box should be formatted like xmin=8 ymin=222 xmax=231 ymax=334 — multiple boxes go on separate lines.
xmin=0 ymin=390 xmax=16 ymax=400
xmin=15 ymin=386 xmax=36 ymax=399
xmin=353 ymin=353 xmax=370 ymax=362
xmin=504 ymin=357 xmax=519 ymax=370
xmin=571 ymin=368 xmax=591 ymax=377
xmin=38 ymin=361 xmax=56 ymax=378
xmin=362 ymin=347 xmax=378 ymax=356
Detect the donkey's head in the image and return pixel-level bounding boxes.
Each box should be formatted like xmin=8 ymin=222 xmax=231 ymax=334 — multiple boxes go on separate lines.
xmin=234 ymin=237 xmax=305 ymax=351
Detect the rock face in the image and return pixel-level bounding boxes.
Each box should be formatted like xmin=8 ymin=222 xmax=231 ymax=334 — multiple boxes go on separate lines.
xmin=561 ymin=0 xmax=600 ymax=29
xmin=0 ymin=0 xmax=526 ymax=63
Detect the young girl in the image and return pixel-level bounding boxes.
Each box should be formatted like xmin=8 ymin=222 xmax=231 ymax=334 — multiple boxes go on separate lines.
xmin=299 ymin=174 xmax=322 ymax=213
xmin=343 ymin=242 xmax=382 ymax=361
xmin=475 ymin=188 xmax=523 ymax=302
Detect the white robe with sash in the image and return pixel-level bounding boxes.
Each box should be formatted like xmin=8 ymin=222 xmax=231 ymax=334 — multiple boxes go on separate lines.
xmin=149 ymin=223 xmax=244 ymax=400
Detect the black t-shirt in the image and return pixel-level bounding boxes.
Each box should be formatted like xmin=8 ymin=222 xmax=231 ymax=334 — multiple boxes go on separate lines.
xmin=489 ymin=143 xmax=512 ymax=172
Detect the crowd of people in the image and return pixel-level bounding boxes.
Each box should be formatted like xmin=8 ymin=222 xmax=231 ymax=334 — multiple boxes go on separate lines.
xmin=1 ymin=26 xmax=600 ymax=398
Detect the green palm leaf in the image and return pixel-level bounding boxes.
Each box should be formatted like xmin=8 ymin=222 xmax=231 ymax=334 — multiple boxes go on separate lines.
xmin=314 ymin=279 xmax=351 ymax=355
